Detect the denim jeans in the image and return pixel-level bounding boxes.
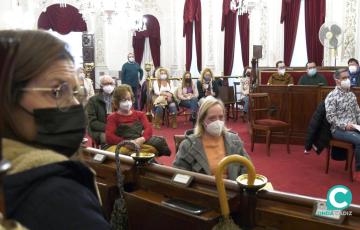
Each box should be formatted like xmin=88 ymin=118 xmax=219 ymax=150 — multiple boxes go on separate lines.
xmin=243 ymin=96 xmax=249 ymax=113
xmin=333 ymin=129 xmax=360 ymax=171
xmin=154 ymin=102 xmax=177 ymax=115
xmin=179 ymin=98 xmax=198 ymax=113
xmin=131 ymin=86 xmax=139 ymax=110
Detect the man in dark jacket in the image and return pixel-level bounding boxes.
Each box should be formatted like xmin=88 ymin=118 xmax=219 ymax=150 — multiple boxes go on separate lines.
xmin=121 ymin=53 xmax=143 ymax=110
xmin=87 ymin=75 xmax=115 ymax=145
xmin=348 ymin=58 xmax=360 ymax=87
xmin=298 ymin=61 xmax=328 ymax=86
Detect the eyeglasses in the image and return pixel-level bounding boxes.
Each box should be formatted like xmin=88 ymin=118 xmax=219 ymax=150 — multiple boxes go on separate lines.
xmin=22 ymin=82 xmax=88 ymax=111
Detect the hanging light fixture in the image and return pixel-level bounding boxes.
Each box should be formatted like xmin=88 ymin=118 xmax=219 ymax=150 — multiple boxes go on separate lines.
xmin=230 ymin=0 xmax=258 ymax=15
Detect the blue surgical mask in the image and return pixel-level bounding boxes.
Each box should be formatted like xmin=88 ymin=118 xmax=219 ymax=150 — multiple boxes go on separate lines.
xmin=308 ymin=68 xmax=317 ymax=76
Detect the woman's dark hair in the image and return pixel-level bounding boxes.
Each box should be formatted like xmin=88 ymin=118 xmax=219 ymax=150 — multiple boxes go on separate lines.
xmin=0 ymin=30 xmax=73 ymax=138
xmin=181 ymin=71 xmax=192 ymax=88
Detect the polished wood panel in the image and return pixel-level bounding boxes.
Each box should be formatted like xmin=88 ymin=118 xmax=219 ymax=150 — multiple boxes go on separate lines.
xmin=80 ymin=148 xmax=360 ymax=230
xmin=254 ymin=86 xmax=360 ymax=145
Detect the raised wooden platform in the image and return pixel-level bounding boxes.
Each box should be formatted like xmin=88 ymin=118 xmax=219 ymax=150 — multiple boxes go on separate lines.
xmin=253 ymin=85 xmax=360 ymax=145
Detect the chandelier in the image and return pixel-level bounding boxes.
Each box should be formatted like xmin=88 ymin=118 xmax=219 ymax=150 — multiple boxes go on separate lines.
xmin=230 ymin=0 xmax=257 ymax=15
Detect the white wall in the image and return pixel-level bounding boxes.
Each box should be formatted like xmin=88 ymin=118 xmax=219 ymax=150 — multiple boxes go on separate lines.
xmin=1 ymin=0 xmax=359 ymax=78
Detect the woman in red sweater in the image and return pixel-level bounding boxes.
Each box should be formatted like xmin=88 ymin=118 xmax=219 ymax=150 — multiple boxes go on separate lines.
xmin=105 ymin=84 xmax=153 ymax=147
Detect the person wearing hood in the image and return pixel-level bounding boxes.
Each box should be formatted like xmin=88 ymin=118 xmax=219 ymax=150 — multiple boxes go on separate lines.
xmin=87 ymin=75 xmax=115 ymax=145
xmin=173 ymin=96 xmax=251 ymax=180
xmin=325 ymin=68 xmax=360 ymax=182
xmin=0 ymin=30 xmax=110 ymax=229
xmin=121 ymin=52 xmax=143 ymax=110
xmin=267 ymin=61 xmax=294 ymax=86
xmin=348 ymin=58 xmax=360 ymax=87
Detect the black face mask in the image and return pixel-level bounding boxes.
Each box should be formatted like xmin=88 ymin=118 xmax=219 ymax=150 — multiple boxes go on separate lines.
xmin=30 ymin=105 xmax=86 ymax=157
xmin=185 ymin=78 xmax=192 ymax=83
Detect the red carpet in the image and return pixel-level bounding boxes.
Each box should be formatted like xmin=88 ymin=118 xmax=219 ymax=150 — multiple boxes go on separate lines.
xmin=154 ymin=116 xmax=360 ymax=205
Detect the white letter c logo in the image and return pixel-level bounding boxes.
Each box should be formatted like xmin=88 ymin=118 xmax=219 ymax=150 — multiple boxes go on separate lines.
xmin=329 ymin=187 xmax=348 ymax=209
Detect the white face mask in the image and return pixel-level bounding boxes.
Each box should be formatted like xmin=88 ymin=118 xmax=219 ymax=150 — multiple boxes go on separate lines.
xmin=128 ymin=57 xmax=135 ymax=63
xmin=340 ymin=79 xmax=351 ymax=90
xmin=119 ymin=100 xmax=132 ymax=112
xmin=278 ymin=69 xmax=286 ymax=75
xmin=160 ymin=74 xmax=167 ymax=80
xmin=79 ymin=73 xmax=85 ymax=80
xmin=204 ymin=120 xmax=224 ymax=137
xmin=102 ymin=85 xmax=114 ymax=94
xmin=307 ymin=68 xmax=317 ymax=76
xmin=349 ymin=65 xmax=358 ymax=73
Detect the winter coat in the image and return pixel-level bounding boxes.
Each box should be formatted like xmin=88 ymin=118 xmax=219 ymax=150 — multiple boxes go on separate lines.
xmin=3 ymin=138 xmax=111 ymax=230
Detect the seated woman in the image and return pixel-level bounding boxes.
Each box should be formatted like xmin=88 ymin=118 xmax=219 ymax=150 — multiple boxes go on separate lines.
xmin=105 ymin=85 xmax=171 ymax=156
xmin=173 ymin=96 xmax=251 ymax=180
xmin=197 ymin=68 xmax=222 ymax=105
xmin=239 ymin=66 xmax=251 ymax=115
xmin=176 ymin=71 xmax=199 ymax=124
xmin=77 ymin=67 xmax=95 ymax=101
xmin=152 ymin=67 xmax=178 ymax=129
xmin=1 ymin=30 xmax=110 ymax=229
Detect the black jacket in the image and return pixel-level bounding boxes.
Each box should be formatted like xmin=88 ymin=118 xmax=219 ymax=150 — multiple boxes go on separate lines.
xmin=86 ymin=94 xmax=107 ymax=143
xmin=305 ymin=101 xmax=346 ymax=160
xmin=305 ymin=101 xmax=332 ymax=153
xmin=4 ymin=161 xmax=111 ymax=230
xmin=196 ymin=79 xmax=222 ymax=99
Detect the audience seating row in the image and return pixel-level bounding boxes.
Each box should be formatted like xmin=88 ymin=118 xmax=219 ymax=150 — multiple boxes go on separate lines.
xmin=258 ymin=67 xmax=344 ymax=86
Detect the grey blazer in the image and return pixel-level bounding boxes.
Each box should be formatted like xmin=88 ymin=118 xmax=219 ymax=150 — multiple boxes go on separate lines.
xmin=173 ymin=131 xmax=251 ymax=180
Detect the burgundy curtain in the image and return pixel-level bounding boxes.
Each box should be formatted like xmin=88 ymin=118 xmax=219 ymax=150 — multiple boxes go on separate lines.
xmin=38 ymin=4 xmax=87 ymax=35
xmin=221 ymin=0 xmax=237 ymax=76
xmin=183 ymin=0 xmax=202 ymax=72
xmin=132 ymin=15 xmax=161 ymax=67
xmin=305 ymin=0 xmax=326 ymax=66
xmin=239 ymin=14 xmax=249 ymax=67
xmin=280 ymin=0 xmax=301 ymax=66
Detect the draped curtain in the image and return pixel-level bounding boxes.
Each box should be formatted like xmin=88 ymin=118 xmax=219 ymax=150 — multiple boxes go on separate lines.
xmin=38 ymin=4 xmax=87 ymax=35
xmin=280 ymin=0 xmax=301 ymax=66
xmin=305 ymin=0 xmax=326 ymax=65
xmin=222 ymin=0 xmax=250 ymax=75
xmin=239 ymin=14 xmax=249 ymax=67
xmin=183 ymin=0 xmax=202 ymax=72
xmin=221 ymin=0 xmax=237 ymax=76
xmin=132 ymin=15 xmax=161 ymax=68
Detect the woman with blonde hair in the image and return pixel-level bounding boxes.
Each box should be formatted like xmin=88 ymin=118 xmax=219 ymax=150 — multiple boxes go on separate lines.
xmin=173 ymin=96 xmax=251 ymax=180
xmin=152 ymin=67 xmax=177 ymax=129
xmin=176 ymin=71 xmax=199 ymax=124
xmin=196 ymin=68 xmax=222 ymax=103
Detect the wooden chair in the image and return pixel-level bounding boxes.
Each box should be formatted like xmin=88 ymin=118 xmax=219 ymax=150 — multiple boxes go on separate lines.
xmin=326 ymin=139 xmax=354 ymax=182
xmin=217 ymin=86 xmax=236 ymax=120
xmin=249 ymin=93 xmax=290 ymax=156
xmin=233 ymin=82 xmax=246 ymax=122
xmin=174 ymin=135 xmax=186 ymax=153
xmin=177 ymin=106 xmax=193 ymax=124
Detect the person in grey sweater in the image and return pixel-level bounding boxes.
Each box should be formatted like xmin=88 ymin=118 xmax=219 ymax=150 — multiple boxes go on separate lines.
xmin=173 ymin=96 xmax=251 ymax=180
xmin=121 ymin=53 xmax=143 ymax=109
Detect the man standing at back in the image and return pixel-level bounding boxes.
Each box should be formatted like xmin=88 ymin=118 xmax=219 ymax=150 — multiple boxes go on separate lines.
xmin=298 ymin=61 xmax=328 ymax=86
xmin=121 ymin=52 xmax=143 ymax=110
xmin=325 ymin=68 xmax=360 ymax=181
